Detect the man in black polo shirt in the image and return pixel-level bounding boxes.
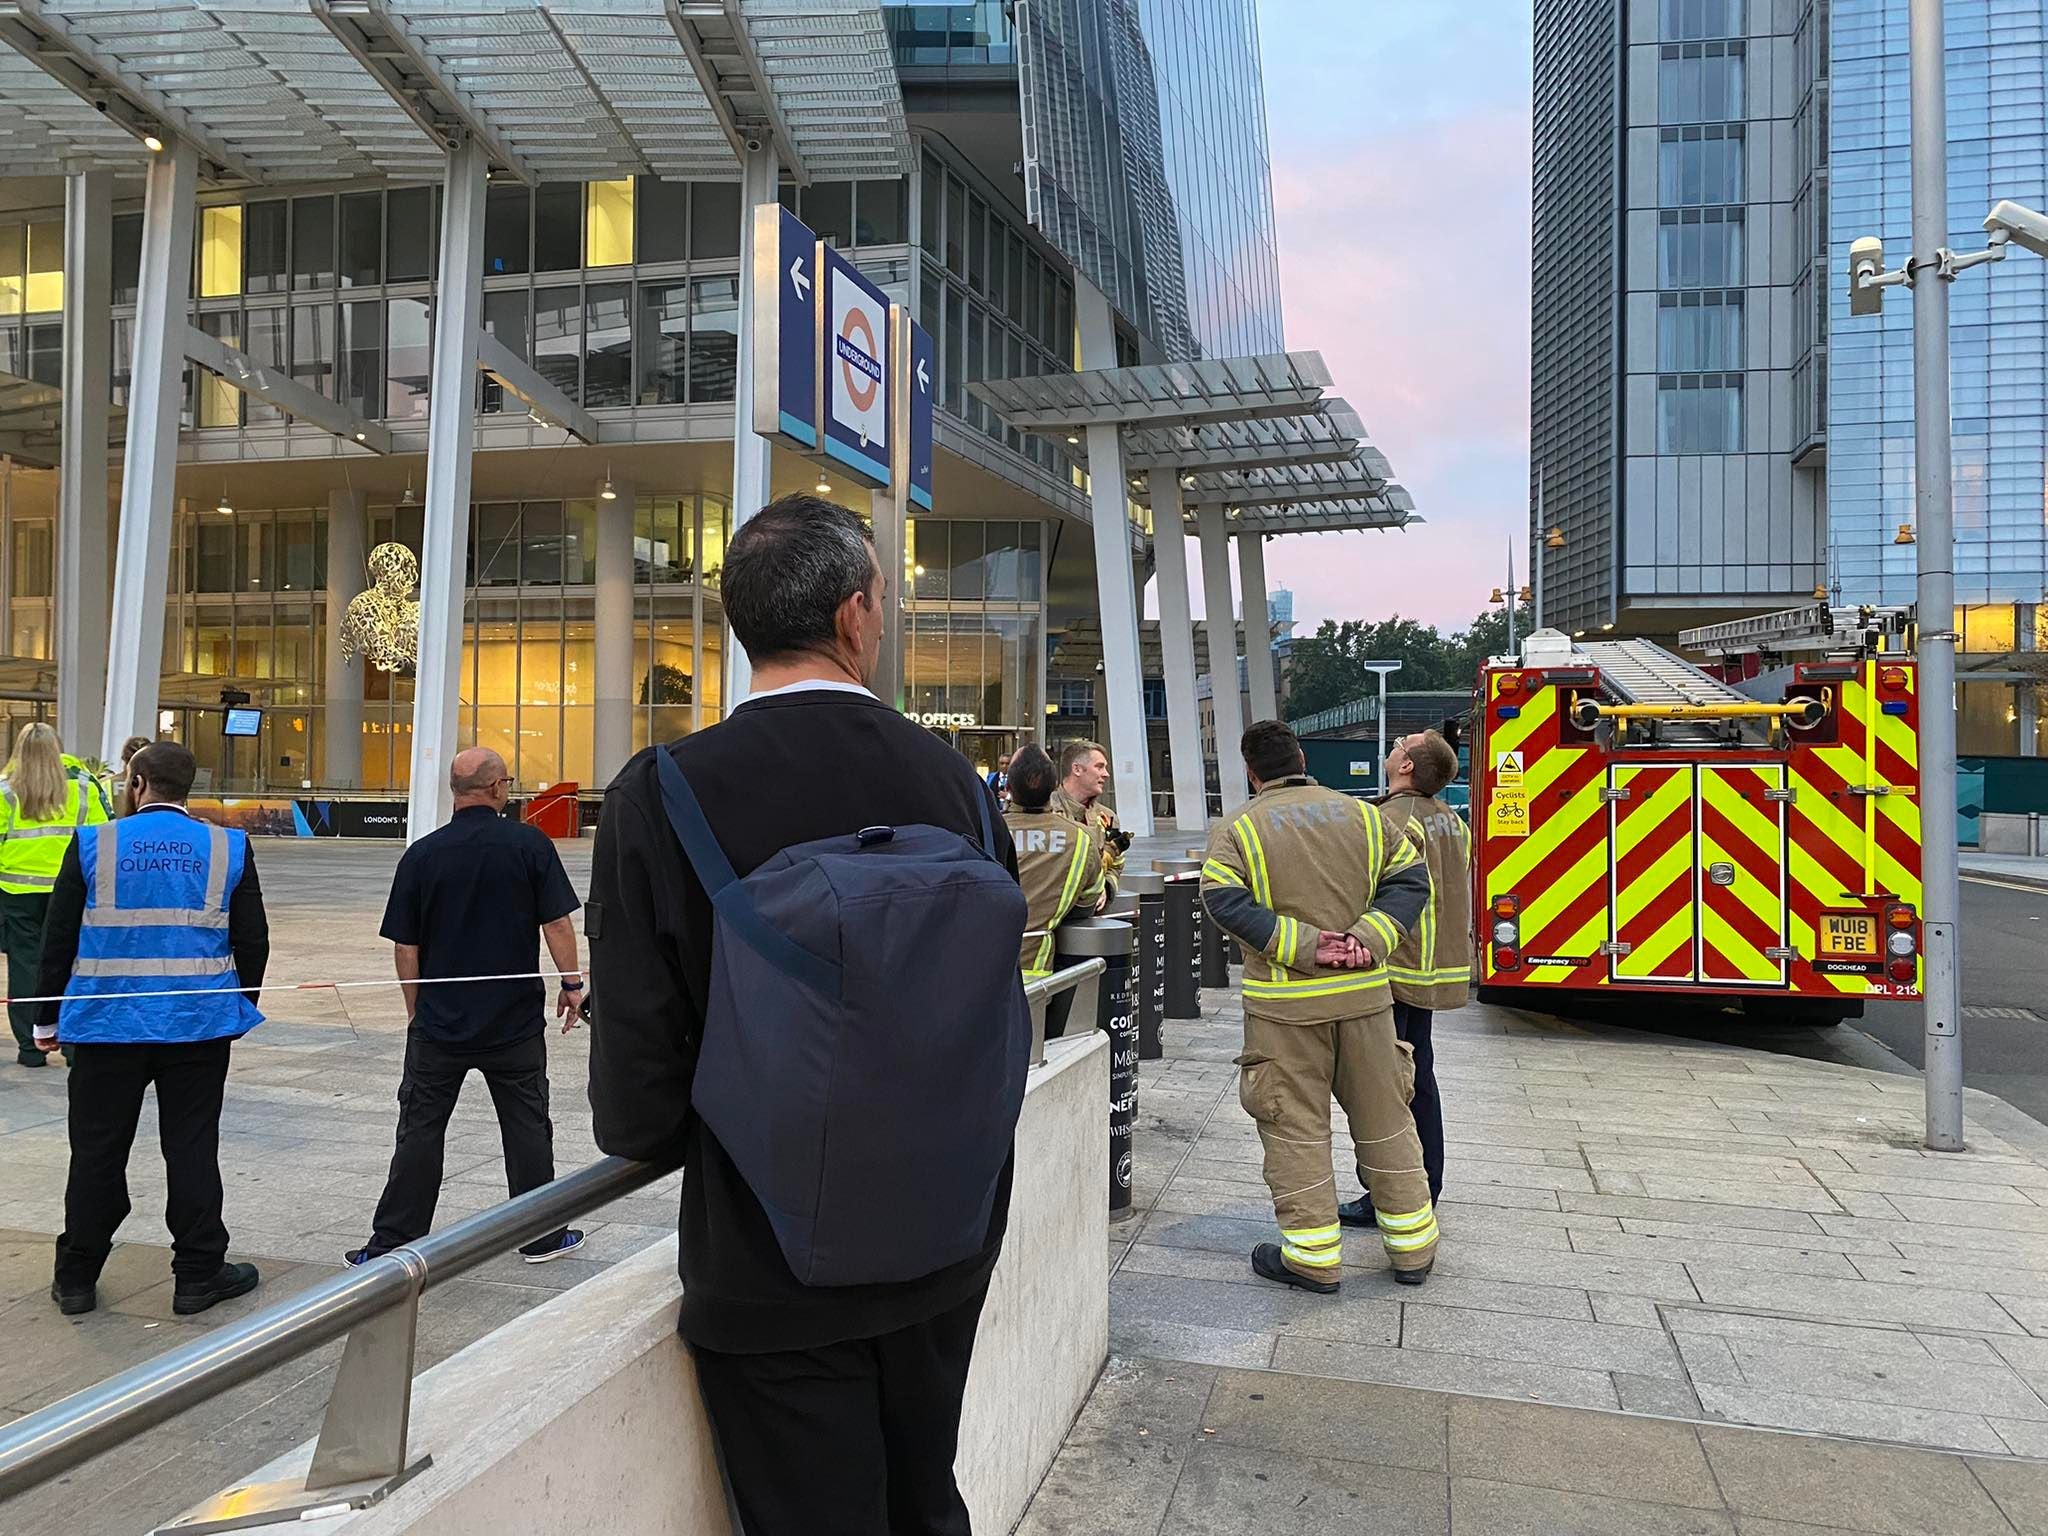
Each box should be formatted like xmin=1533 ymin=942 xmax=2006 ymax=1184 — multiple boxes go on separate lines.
xmin=347 ymin=747 xmax=586 ymax=1265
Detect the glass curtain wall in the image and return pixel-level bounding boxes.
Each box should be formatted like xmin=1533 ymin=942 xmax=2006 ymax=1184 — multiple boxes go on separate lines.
xmin=902 ymin=519 xmax=1046 ymax=771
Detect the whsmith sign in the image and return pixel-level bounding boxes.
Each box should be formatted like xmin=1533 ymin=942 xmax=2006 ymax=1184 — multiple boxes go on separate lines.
xmin=749 ymin=204 xmax=934 ymax=500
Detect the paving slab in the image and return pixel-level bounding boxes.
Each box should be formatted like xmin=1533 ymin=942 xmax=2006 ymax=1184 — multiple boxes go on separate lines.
xmin=1698 ymin=1425 xmax=2021 ymax=1535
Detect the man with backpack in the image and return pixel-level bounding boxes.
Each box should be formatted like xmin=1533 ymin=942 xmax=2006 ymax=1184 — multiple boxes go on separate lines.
xmin=587 ymin=495 xmax=1028 ymax=1536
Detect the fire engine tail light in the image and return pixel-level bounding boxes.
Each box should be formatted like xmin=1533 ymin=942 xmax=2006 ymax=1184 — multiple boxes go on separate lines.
xmin=1885 ymin=903 xmax=1919 ymax=983
xmin=1491 ymin=895 xmax=1521 ymax=972
xmin=1496 ymin=673 xmax=1523 ymax=699
xmin=1880 ymin=666 xmax=1910 ymax=692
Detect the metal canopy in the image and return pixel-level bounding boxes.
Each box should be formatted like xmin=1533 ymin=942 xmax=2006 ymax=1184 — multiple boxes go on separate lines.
xmin=968 ymin=352 xmax=1334 ymax=432
xmin=0 ymin=0 xmax=912 ymax=183
xmin=1117 ymin=398 xmax=1365 ymax=474
xmin=1195 ymin=488 xmax=1415 ymax=536
xmin=1161 ymin=455 xmax=1393 ymax=510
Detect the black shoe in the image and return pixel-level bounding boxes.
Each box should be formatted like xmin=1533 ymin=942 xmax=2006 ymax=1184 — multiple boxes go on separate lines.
xmin=49 ymin=1280 xmax=95 ymax=1315
xmin=1251 ymin=1241 xmax=1340 ymax=1295
xmin=17 ymin=1050 xmax=46 ymax=1068
xmin=172 ymin=1262 xmax=260 ymax=1315
xmin=1392 ymin=1260 xmax=1435 ymax=1288
xmin=1338 ymin=1195 xmax=1377 ymax=1228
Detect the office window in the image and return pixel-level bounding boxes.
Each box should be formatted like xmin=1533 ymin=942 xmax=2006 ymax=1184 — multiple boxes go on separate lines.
xmin=339 ymin=299 xmax=380 ymax=420
xmin=1657 ymin=292 xmax=1744 ymax=371
xmin=689 ymin=276 xmax=738 ymax=403
xmin=637 ymin=177 xmax=687 ymax=264
xmin=921 ymin=158 xmax=943 ymax=259
xmin=806 ymin=182 xmax=853 ymax=248
xmin=638 ymin=281 xmax=688 ymax=404
xmin=587 ymin=179 xmax=635 ymax=268
xmin=291 ymin=196 xmax=335 ymax=290
xmin=691 ymin=183 xmax=740 ymax=260
xmin=12 ymin=522 xmax=52 ymax=597
xmin=112 ymin=213 xmax=142 ymax=306
xmin=386 ymin=296 xmax=431 ymax=419
xmin=945 ymin=176 xmax=966 ymax=276
xmin=1658 ymin=209 xmax=1744 ymax=287
xmin=483 ymin=185 xmax=530 ymax=276
xmin=1055 ymin=679 xmax=1094 ymax=717
xmin=534 ymin=184 xmax=582 ymax=273
xmin=1656 ymin=374 xmax=1743 ymax=454
xmin=291 ymin=302 xmax=334 ymax=397
xmin=196 ymin=311 xmax=240 ymax=427
xmin=480 ymin=289 xmax=528 ymax=414
xmin=24 ymin=221 xmax=61 ymax=313
xmin=533 ymin=286 xmax=580 ymax=399
xmin=1659 ymin=127 xmax=1745 ymax=206
xmin=245 ymin=201 xmax=288 ymax=295
xmin=1662 ymin=0 xmax=1742 ymax=40
xmin=245 ymin=306 xmax=287 ymax=424
xmin=1144 ymin=678 xmax=1168 ymax=720
xmin=339 ymin=192 xmax=382 ymax=287
xmin=0 ymin=224 xmax=21 ymax=316
xmin=857 ymin=179 xmax=907 ymax=245
xmin=1660 ymin=44 xmax=1743 ymax=124
xmin=585 ymin=282 xmax=632 ymax=407
xmin=199 ymin=204 xmax=243 ymax=298
xmin=386 ymin=187 xmax=435 ymax=282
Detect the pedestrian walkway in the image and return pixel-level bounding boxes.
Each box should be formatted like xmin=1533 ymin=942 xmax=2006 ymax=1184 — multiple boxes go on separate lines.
xmin=1018 ymin=973 xmax=2048 ymax=1530
xmin=1965 ymin=850 xmax=2048 ymax=892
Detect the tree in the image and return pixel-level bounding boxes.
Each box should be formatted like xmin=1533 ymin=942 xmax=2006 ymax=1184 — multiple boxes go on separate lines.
xmin=1283 ymin=602 xmax=1537 ymax=719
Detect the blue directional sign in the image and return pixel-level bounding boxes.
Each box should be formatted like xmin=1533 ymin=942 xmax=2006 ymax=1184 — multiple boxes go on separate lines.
xmin=906 ymin=314 xmax=935 ymax=512
xmin=749 ymin=204 xmax=819 ymax=453
xmin=820 ymin=246 xmax=892 ymax=488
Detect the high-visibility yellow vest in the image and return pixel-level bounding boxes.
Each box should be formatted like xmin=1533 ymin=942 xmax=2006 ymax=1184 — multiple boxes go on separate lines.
xmin=0 ymin=772 xmax=109 ymax=895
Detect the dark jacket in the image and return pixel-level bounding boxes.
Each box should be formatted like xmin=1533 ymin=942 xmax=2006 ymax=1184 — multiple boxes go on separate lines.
xmin=586 ymin=688 xmax=1020 ymax=1354
xmin=35 ymin=803 xmax=270 ymax=1038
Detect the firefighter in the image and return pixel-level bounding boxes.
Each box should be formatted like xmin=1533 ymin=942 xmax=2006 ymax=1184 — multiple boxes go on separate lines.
xmin=1201 ymin=720 xmax=1437 ymax=1291
xmin=1339 ymin=729 xmax=1470 ymax=1228
xmin=1051 ymin=739 xmax=1128 ymax=896
xmin=1004 ymin=744 xmax=1107 ymax=984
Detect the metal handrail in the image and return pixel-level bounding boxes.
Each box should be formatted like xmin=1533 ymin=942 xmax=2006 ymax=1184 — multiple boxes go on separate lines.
xmin=0 ymin=960 xmax=1111 ymax=1527
xmin=0 ymin=1154 xmax=673 ymax=1509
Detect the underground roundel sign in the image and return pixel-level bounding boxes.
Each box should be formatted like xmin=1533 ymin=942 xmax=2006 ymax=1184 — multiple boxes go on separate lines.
xmin=822 ymin=246 xmax=891 ymax=487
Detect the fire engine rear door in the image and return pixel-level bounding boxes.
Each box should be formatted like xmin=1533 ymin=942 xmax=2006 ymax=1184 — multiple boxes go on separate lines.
xmin=1696 ymin=764 xmax=1791 ymax=987
xmin=1608 ymin=764 xmax=1697 ymax=983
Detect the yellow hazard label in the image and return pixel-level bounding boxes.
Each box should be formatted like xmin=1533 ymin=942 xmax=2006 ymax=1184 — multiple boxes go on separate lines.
xmin=1495 ymin=750 xmax=1525 ymax=786
xmin=1490 ymin=784 xmax=1531 ymax=839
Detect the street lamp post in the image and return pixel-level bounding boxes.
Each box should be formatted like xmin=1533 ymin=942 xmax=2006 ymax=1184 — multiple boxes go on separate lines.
xmin=1364 ymin=660 xmax=1402 ymax=786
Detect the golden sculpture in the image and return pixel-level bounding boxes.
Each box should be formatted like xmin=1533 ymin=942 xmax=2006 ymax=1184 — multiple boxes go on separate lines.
xmin=339 ymin=542 xmax=421 ymax=673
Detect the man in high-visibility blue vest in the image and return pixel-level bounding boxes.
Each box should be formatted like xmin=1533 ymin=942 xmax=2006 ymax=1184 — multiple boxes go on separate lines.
xmin=32 ymin=741 xmax=271 ymax=1317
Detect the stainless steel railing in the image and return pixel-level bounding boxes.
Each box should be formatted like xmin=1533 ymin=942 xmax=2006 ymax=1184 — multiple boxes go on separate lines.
xmin=0 ymin=958 xmax=1108 ymax=1530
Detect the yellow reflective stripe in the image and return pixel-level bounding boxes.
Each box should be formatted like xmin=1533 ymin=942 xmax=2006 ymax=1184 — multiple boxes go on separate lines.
xmin=1387 ymin=964 xmax=1471 ymax=984
xmin=1022 ymin=968 xmax=1052 ymax=980
xmin=1359 ymin=801 xmax=1384 ymax=888
xmin=1276 ymin=915 xmax=1302 ymax=969
xmin=1385 ymin=831 xmax=1422 ymax=873
xmin=1201 ymin=859 xmax=1243 ymax=887
xmin=1381 ymin=1222 xmax=1440 ymax=1252
xmin=1417 ymin=875 xmax=1438 ymax=971
xmin=1282 ymin=1223 xmax=1341 ymax=1244
xmin=1359 ymin=910 xmax=1401 ymax=955
xmin=1236 ymin=816 xmax=1272 ymax=906
xmin=1054 ymin=837 xmax=1091 ymax=923
xmin=1031 ymin=930 xmax=1056 ymax=972
xmin=1375 ymin=1205 xmax=1435 ymax=1231
xmin=1243 ymin=972 xmax=1388 ymax=999
xmin=1282 ymin=1243 xmax=1343 ymax=1268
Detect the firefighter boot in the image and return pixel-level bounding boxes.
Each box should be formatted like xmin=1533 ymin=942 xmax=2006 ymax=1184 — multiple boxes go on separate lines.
xmin=1337 ymin=1193 xmax=1376 ymax=1227
xmin=1251 ymin=1241 xmax=1339 ymax=1295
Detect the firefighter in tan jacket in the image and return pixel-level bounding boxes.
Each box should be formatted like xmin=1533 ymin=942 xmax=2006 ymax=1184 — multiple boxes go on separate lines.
xmin=1051 ymin=739 xmax=1128 ymax=896
xmin=1339 ymin=729 xmax=1471 ymax=1229
xmin=1201 ymin=720 xmax=1438 ymax=1292
xmin=1003 ymin=745 xmax=1107 ymax=980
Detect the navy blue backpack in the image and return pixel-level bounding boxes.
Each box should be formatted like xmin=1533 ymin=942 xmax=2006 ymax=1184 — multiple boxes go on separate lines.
xmin=655 ymin=747 xmax=1032 ymax=1287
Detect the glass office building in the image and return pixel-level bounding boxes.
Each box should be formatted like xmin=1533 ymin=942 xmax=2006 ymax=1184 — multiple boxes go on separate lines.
xmin=1829 ymin=0 xmax=2048 ymax=754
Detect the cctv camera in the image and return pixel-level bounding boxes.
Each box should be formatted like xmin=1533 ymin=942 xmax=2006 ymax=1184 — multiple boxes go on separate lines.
xmin=744 ymin=136 xmax=764 ymax=154
xmin=1985 ymin=200 xmax=2048 ymax=261
xmin=1848 ymin=235 xmax=1886 ymax=318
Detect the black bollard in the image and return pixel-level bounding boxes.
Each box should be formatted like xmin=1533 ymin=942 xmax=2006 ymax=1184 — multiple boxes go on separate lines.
xmin=1120 ymin=871 xmax=1167 ymax=1060
xmin=1156 ymin=858 xmax=1203 ymax=1020
xmin=1188 ymin=846 xmax=1231 ymax=988
xmin=1054 ymin=917 xmax=1138 ymax=1216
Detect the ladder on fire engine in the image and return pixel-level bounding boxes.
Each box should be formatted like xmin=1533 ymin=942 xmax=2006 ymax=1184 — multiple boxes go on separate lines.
xmin=1577 ymin=639 xmax=1752 ymax=709
xmin=1678 ymin=603 xmax=1915 ymax=660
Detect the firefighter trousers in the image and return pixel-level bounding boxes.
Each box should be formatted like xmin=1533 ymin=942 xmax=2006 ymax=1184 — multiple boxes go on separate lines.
xmin=1236 ymin=1006 xmax=1438 ymax=1278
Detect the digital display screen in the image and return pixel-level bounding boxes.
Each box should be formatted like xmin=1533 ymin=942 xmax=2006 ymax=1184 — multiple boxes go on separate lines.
xmin=223 ymin=707 xmax=262 ymax=738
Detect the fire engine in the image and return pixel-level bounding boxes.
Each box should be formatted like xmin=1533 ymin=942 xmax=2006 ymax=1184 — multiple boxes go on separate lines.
xmin=1470 ymin=605 xmax=1924 ymax=1022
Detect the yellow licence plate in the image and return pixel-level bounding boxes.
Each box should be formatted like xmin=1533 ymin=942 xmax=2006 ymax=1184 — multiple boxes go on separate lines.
xmin=1820 ymin=914 xmax=1877 ymax=958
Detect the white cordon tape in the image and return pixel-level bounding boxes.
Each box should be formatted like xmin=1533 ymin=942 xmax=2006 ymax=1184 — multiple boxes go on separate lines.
xmin=1 ymin=969 xmax=581 ymax=1008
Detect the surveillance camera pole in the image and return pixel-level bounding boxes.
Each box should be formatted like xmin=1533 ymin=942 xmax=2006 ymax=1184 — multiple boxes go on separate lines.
xmin=1910 ymin=0 xmax=1965 ymax=1151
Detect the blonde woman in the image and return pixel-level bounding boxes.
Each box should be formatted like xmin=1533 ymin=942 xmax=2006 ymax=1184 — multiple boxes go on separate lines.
xmin=1 ymin=723 xmax=107 ymax=1066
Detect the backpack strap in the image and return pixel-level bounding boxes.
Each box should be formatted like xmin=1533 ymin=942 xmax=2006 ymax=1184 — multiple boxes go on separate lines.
xmin=653 ymin=747 xmax=840 ymax=996
xmin=653 ymin=746 xmax=738 ymax=897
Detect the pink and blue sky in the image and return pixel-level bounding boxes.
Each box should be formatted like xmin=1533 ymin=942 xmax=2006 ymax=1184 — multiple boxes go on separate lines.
xmin=1252 ymin=0 xmax=1531 ymax=633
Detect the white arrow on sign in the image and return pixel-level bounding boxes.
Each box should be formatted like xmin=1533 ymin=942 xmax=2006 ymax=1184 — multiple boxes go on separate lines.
xmin=916 ymin=358 xmax=931 ymax=393
xmin=789 ymin=258 xmax=810 ymax=299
